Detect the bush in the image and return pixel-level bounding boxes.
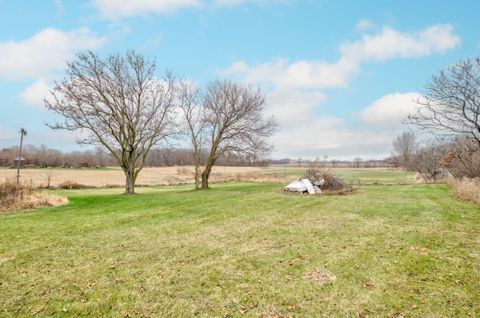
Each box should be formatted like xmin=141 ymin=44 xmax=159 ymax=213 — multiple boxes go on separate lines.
xmin=407 ymin=144 xmax=446 ymax=183
xmin=304 ymin=168 xmax=351 ymax=192
xmin=57 ymin=180 xmax=88 ymax=189
xmin=441 ymin=138 xmax=480 ymax=179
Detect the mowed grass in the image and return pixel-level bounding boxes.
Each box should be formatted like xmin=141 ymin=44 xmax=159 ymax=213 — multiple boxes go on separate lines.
xmin=0 ymin=183 xmax=479 ymax=317
xmin=257 ymin=167 xmax=415 ymax=185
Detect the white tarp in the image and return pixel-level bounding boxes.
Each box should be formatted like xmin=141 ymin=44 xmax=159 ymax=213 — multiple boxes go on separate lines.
xmin=284 ymin=178 xmax=307 ymax=193
xmin=284 ymin=178 xmax=318 ymax=195
xmin=302 ymin=178 xmax=315 ymax=194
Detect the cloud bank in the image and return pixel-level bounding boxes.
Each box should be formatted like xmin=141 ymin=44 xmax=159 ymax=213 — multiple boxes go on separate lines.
xmin=224 ymin=24 xmax=460 ymax=159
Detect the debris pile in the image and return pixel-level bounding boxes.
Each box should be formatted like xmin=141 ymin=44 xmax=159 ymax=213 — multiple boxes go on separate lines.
xmin=284 ymin=168 xmax=351 ymax=195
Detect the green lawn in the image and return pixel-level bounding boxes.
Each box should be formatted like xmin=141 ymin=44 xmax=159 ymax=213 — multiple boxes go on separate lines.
xmin=258 ymin=167 xmax=416 ymax=185
xmin=0 ymin=183 xmax=479 ymax=317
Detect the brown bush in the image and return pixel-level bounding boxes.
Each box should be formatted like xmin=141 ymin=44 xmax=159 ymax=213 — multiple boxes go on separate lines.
xmin=449 ymin=178 xmax=480 ymax=204
xmin=57 ymin=180 xmax=89 ymax=189
xmin=304 ymin=167 xmax=351 ymax=191
xmin=0 ymin=178 xmax=67 ymax=212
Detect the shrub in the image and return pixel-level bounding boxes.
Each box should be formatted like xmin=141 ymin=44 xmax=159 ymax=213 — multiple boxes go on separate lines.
xmin=303 ymin=168 xmax=351 ymax=192
xmin=57 ymin=180 xmax=88 ymax=189
xmin=407 ymin=144 xmax=446 ymax=183
xmin=441 ymin=138 xmax=480 ymax=179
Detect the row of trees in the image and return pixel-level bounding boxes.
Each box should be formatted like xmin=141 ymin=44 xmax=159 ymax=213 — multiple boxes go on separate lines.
xmin=45 ymin=51 xmax=277 ymax=193
xmin=391 ymin=132 xmax=480 ymax=183
xmin=392 ymin=56 xmax=480 ymax=182
xmin=0 ymin=145 xmax=269 ymax=168
xmin=0 ymin=145 xmax=114 ymax=168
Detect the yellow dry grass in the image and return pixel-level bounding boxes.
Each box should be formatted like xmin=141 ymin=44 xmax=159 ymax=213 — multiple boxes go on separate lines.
xmin=0 ymin=166 xmax=273 ymax=188
xmin=450 ymin=177 xmax=480 ymax=204
xmin=0 ymin=192 xmax=68 ymax=212
xmin=0 ymin=178 xmax=68 ymax=212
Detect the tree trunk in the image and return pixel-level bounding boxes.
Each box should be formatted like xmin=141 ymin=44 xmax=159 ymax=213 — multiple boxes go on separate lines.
xmin=201 ymin=159 xmax=215 ymax=189
xmin=124 ymin=168 xmax=135 ymax=194
xmin=193 ymin=151 xmax=201 ymax=190
xmin=194 ymin=164 xmax=201 ymax=190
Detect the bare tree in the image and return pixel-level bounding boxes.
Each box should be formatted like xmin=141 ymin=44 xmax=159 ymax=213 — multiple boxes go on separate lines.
xmin=177 ymin=81 xmax=205 ymax=189
xmin=407 ymin=56 xmax=480 ymax=146
xmin=409 ymin=144 xmax=446 ymax=183
xmin=353 ymin=157 xmax=362 ymax=168
xmin=441 ymin=137 xmax=480 ymax=179
xmin=45 ymin=51 xmax=177 ymax=194
xmin=199 ymin=80 xmax=277 ymax=189
xmin=392 ymin=132 xmax=417 ymax=168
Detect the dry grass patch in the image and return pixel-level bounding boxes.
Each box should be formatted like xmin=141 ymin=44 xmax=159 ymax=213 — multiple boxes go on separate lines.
xmin=304 ymin=268 xmax=337 ymax=285
xmin=450 ymin=178 xmax=480 ymax=204
xmin=0 ymin=178 xmax=68 ymax=212
xmin=57 ymin=180 xmax=89 ymax=189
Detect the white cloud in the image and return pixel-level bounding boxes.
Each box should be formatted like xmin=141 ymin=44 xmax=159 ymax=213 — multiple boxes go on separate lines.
xmin=266 ymin=88 xmax=326 ymax=127
xmin=272 ymin=117 xmax=395 ymax=159
xmin=92 ymin=0 xmax=202 ymax=19
xmin=19 ymin=80 xmax=53 ymax=107
xmin=213 ymin=0 xmax=249 ymax=6
xmin=360 ymin=92 xmax=422 ymax=126
xmin=341 ymin=24 xmax=461 ymax=63
xmin=223 ymin=24 xmax=460 ymax=158
xmin=0 ymin=28 xmax=105 ymax=81
xmin=355 ymin=19 xmax=374 ymax=32
xmin=225 ymin=58 xmax=359 ymax=89
xmin=226 ymin=24 xmax=460 ymax=90
xmin=92 ymin=0 xmax=280 ymax=18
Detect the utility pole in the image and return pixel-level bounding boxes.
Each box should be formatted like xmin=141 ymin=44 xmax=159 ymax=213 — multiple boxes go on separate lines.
xmin=16 ymin=128 xmax=27 ymax=185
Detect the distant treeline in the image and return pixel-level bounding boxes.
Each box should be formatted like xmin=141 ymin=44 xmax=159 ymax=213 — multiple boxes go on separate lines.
xmin=0 ymin=145 xmax=271 ymax=168
xmin=0 ymin=144 xmax=393 ymax=169
xmin=270 ymin=158 xmax=393 ymax=168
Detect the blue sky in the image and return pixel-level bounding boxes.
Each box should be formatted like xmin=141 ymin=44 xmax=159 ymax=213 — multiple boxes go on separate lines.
xmin=0 ymin=0 xmax=479 ymax=159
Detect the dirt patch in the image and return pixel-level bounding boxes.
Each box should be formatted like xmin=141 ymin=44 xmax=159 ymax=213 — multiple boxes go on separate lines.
xmin=304 ymin=268 xmax=337 ymax=285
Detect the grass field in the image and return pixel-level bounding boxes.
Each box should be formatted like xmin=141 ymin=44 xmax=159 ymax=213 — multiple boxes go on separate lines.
xmin=0 ymin=166 xmax=415 ymax=187
xmin=1 ymin=180 xmax=479 ymax=317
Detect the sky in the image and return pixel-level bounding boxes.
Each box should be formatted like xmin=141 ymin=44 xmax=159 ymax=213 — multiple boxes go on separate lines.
xmin=0 ymin=0 xmax=479 ymax=160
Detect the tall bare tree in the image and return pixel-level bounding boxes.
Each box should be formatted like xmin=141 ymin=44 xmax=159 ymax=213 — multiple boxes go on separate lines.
xmin=392 ymin=132 xmax=417 ymax=168
xmin=45 ymin=51 xmax=177 ymax=194
xmin=198 ymin=80 xmax=277 ymax=189
xmin=407 ymin=56 xmax=480 ymax=146
xmin=177 ymin=81 xmax=205 ymax=189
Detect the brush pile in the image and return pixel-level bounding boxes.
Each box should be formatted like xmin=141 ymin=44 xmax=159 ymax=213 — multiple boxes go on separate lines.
xmin=284 ymin=168 xmax=353 ymax=195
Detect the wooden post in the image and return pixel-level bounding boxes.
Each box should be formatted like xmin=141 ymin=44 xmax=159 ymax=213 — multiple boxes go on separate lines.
xmin=16 ymin=128 xmax=27 ymax=185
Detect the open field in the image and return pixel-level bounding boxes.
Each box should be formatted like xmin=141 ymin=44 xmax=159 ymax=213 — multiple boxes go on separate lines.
xmin=0 ymin=166 xmax=415 ymax=188
xmin=1 ymin=182 xmax=479 ymax=317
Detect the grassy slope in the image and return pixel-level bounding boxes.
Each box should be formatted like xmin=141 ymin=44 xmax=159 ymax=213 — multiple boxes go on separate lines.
xmin=0 ymin=183 xmax=479 ymax=317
